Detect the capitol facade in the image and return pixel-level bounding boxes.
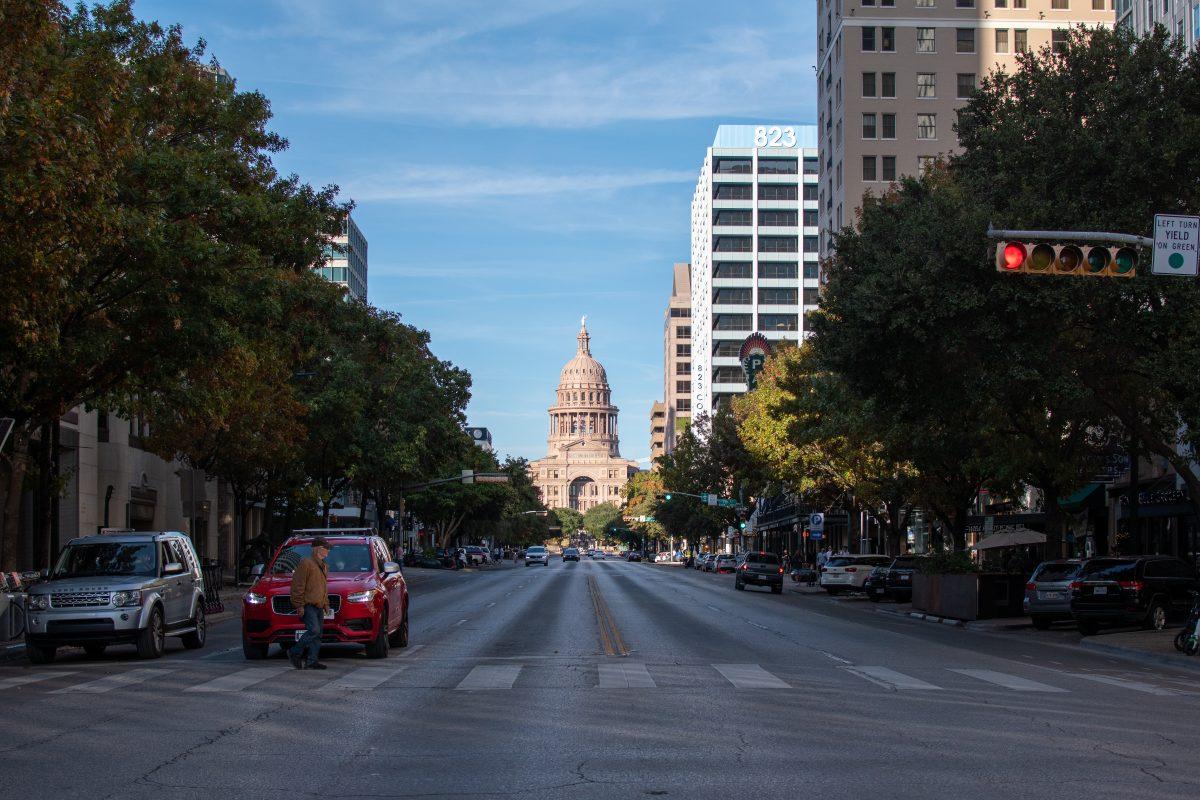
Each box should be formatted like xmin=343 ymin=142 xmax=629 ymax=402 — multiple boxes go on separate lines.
xmin=530 ymin=319 xmax=639 ymax=513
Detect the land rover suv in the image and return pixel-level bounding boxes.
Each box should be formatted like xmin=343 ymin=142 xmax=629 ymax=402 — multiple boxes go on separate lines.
xmin=24 ymin=531 xmax=207 ymax=663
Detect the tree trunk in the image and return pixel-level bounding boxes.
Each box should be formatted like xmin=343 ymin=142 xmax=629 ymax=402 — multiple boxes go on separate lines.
xmin=1040 ymin=484 xmax=1066 ymax=559
xmin=0 ymin=430 xmax=31 ymax=572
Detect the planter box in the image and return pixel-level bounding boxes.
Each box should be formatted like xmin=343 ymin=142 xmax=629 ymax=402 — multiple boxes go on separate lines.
xmin=912 ymin=572 xmax=1026 ymax=621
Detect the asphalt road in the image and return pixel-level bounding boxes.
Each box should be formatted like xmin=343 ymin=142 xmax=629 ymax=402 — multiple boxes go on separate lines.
xmin=2 ymin=558 xmax=1199 ymax=799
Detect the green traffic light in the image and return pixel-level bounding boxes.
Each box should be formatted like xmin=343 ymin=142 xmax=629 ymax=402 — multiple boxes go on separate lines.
xmin=1114 ymin=247 xmax=1137 ymax=274
xmin=1085 ymin=247 xmax=1110 ymax=273
xmin=664 ymin=493 xmax=672 ymax=501
xmin=738 ymin=521 xmax=746 ymax=529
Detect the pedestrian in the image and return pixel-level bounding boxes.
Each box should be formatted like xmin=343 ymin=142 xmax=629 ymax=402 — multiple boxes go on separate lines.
xmin=288 ymin=537 xmax=330 ymax=671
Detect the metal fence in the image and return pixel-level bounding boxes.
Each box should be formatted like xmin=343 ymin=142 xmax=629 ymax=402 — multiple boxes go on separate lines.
xmin=201 ymin=558 xmax=225 ymax=615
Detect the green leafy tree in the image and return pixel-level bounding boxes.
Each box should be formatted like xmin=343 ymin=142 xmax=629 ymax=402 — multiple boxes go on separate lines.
xmin=583 ymin=502 xmax=622 ymax=542
xmin=549 ymin=507 xmax=584 ymax=537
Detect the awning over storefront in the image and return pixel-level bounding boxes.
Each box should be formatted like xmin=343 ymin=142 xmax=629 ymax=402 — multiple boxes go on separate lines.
xmin=970 ymin=528 xmax=1046 ymax=550
xmin=1059 ymin=483 xmax=1105 ymax=514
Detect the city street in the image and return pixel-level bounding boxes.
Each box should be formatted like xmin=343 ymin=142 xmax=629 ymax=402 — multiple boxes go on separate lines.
xmin=2 ymin=559 xmax=1199 ymax=799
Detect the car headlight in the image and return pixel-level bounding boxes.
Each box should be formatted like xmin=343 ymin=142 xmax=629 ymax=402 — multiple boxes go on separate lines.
xmin=111 ymin=590 xmax=142 ymax=607
xmin=27 ymin=594 xmax=49 ymax=611
xmin=244 ymin=592 xmax=267 ymax=605
xmin=346 ymin=590 xmax=373 ymax=603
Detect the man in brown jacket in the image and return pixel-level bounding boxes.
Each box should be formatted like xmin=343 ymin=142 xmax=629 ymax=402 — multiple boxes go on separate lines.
xmin=288 ymin=537 xmax=330 ymax=670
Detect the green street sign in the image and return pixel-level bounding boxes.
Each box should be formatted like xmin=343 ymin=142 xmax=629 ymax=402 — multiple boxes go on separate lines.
xmin=716 ymin=499 xmax=738 ymax=508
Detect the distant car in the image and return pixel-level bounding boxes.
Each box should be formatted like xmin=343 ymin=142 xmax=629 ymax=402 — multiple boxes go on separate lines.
xmin=563 ymin=547 xmax=581 ymax=562
xmin=590 ymin=550 xmax=605 ymax=560
xmin=701 ymin=554 xmax=718 ymax=573
xmin=820 ymin=555 xmax=893 ymax=594
xmin=693 ymin=554 xmax=710 ymax=570
xmin=736 ymin=552 xmax=784 ymax=593
xmin=464 ymin=546 xmax=487 ymax=565
xmin=875 ymin=555 xmax=925 ymax=602
xmin=714 ymin=554 xmax=738 ymax=574
xmin=1071 ymin=555 xmax=1200 ymax=635
xmin=524 ymin=546 xmax=550 ymax=567
xmin=626 ymin=551 xmax=643 ymax=562
xmin=1024 ymin=559 xmax=1083 ymax=629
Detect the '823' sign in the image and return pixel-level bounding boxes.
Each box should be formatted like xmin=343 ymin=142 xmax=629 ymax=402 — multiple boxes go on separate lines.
xmin=754 ymin=126 xmax=798 ymax=148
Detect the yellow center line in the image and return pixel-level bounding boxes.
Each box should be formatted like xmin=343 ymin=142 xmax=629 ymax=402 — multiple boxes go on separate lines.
xmin=588 ymin=575 xmax=629 ymax=657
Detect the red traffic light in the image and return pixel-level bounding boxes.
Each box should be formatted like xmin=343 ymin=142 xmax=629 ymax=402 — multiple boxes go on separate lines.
xmin=1001 ymin=242 xmax=1026 ymax=270
xmin=996 ymin=240 xmax=1137 ymax=278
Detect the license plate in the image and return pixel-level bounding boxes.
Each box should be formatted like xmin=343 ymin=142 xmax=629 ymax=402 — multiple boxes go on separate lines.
xmin=1093 ymin=586 xmax=1107 ymax=595
xmin=900 ymin=574 xmax=910 ymax=581
xmin=325 ymin=607 xmax=335 ymax=619
xmin=294 ymin=630 xmax=306 ymax=641
xmin=1040 ymin=591 xmax=1064 ymax=600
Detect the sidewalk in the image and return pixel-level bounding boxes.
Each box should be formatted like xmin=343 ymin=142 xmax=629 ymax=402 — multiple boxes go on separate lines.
xmin=1078 ymin=629 xmax=1200 ymax=674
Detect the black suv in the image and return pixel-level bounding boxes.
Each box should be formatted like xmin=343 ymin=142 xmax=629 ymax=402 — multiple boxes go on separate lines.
xmin=735 ymin=552 xmax=784 ymax=593
xmin=866 ymin=555 xmax=924 ymax=602
xmin=1070 ymin=556 xmax=1199 ymax=636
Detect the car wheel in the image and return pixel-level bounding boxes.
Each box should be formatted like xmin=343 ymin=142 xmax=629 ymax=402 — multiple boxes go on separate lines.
xmin=365 ymin=611 xmax=390 ymax=659
xmin=27 ymin=642 xmax=57 ymax=664
xmin=83 ymin=643 xmax=107 ymax=657
xmin=181 ymin=603 xmax=207 ymax=649
xmin=1145 ymin=602 xmax=1168 ymax=632
xmin=1175 ymin=630 xmax=1188 ymax=653
xmin=1031 ymin=615 xmax=1052 ymax=631
xmin=735 ymin=579 xmax=745 ymax=591
xmin=242 ymin=636 xmax=269 ymax=660
xmin=389 ymin=609 xmax=409 ymax=648
xmin=1078 ymin=621 xmax=1101 ymax=636
xmin=136 ymin=606 xmax=166 ymax=659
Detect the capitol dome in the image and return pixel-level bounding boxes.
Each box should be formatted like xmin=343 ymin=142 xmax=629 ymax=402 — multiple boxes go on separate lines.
xmin=559 ymin=320 xmax=609 ymax=388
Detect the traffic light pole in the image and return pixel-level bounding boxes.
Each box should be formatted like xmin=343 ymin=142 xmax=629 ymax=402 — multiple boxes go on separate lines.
xmin=987 ymin=226 xmax=1153 ymax=248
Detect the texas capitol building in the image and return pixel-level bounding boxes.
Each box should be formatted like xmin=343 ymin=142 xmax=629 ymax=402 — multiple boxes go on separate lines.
xmin=530 ymin=319 xmax=639 ymax=513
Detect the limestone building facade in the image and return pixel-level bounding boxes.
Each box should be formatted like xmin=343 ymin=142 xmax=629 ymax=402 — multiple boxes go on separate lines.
xmin=530 ymin=320 xmax=639 ymax=513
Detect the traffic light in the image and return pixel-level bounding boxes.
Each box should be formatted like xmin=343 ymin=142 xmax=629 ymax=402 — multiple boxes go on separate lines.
xmin=738 ymin=520 xmax=747 ymax=530
xmin=664 ymin=493 xmax=672 ymax=501
xmin=996 ymin=241 xmax=1137 ymax=278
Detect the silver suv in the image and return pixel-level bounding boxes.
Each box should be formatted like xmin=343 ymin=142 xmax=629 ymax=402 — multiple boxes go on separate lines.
xmin=24 ymin=531 xmax=207 ymax=663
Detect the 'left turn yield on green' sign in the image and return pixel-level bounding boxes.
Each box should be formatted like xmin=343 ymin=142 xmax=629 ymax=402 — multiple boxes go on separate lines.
xmin=1152 ymin=214 xmax=1200 ymax=276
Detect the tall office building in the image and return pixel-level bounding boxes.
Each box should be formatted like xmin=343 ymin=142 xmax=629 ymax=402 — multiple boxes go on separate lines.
xmin=690 ymin=125 xmax=821 ymax=414
xmin=816 ymin=1 xmax=1114 ymax=260
xmin=1118 ymin=0 xmax=1198 ymax=46
xmin=663 ymin=263 xmax=692 ymax=455
xmin=315 ymin=215 xmax=368 ymax=302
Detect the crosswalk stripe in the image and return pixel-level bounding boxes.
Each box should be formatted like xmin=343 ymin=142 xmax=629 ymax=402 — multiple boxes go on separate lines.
xmin=843 ymin=666 xmax=941 ymax=690
xmin=597 ymin=662 xmax=656 ymax=688
xmin=455 ymin=664 xmax=522 ymax=690
xmin=1068 ymin=672 xmax=1179 ymax=696
xmin=0 ymin=672 xmax=76 ymax=691
xmin=52 ymin=668 xmax=171 ymax=694
xmin=948 ymin=669 xmax=1066 ymax=692
xmin=323 ymin=665 xmax=407 ymax=691
xmin=185 ymin=666 xmax=290 ymax=693
xmin=713 ymin=663 xmax=790 ymax=689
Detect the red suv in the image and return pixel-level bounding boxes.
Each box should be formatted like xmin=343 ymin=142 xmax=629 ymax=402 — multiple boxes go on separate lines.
xmin=241 ymin=532 xmax=409 ymax=660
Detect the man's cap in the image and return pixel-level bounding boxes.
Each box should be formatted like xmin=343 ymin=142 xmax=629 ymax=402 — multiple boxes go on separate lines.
xmin=311 ymin=537 xmax=331 ymax=549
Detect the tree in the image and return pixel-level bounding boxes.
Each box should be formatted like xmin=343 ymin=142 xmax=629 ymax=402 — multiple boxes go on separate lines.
xmin=622 ymin=471 xmax=667 ymax=547
xmin=549 ymin=507 xmax=584 ymax=537
xmin=583 ymin=502 xmax=622 ymax=542
xmin=655 ymin=414 xmax=736 ymax=549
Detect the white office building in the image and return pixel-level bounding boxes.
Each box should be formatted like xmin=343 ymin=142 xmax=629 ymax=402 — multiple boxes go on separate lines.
xmin=690 ymin=124 xmax=821 ymax=414
xmin=1118 ymin=0 xmax=1198 ymax=46
xmin=315 ymin=215 xmax=368 ymax=302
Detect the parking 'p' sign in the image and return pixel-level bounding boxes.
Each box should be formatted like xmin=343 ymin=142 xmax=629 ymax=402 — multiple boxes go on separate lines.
xmin=809 ymin=513 xmax=824 ymax=533
xmin=1152 ymin=214 xmax=1200 ymax=276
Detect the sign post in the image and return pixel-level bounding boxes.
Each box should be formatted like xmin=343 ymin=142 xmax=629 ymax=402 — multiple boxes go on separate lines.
xmin=1152 ymin=214 xmax=1200 ymax=276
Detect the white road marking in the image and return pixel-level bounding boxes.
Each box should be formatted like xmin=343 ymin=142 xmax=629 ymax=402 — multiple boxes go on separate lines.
xmin=185 ymin=666 xmax=290 ymax=693
xmin=323 ymin=665 xmax=407 ymax=691
xmin=0 ymin=671 xmax=76 ymax=690
xmin=52 ymin=668 xmax=172 ymax=694
xmin=948 ymin=669 xmax=1066 ymax=692
xmin=713 ymin=664 xmax=790 ymax=689
xmin=843 ymin=666 xmax=941 ymax=691
xmin=455 ymin=664 xmax=522 ymax=690
xmin=454 ymin=619 xmax=468 ymax=627
xmin=597 ymin=662 xmax=656 ymax=688
xmin=817 ymin=650 xmax=853 ymax=665
xmin=1068 ymin=672 xmax=1179 ymax=696
xmin=706 ymin=605 xmax=722 ymax=613
xmin=200 ymin=646 xmax=241 ymax=660
xmin=397 ymin=644 xmax=425 ymax=659
xmin=485 ymin=602 xmax=496 ymax=608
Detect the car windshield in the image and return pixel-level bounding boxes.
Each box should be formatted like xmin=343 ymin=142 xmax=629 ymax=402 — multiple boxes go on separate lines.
xmin=271 ymin=543 xmax=373 ymax=574
xmin=1033 ymin=562 xmax=1081 ymax=582
xmin=747 ymin=554 xmax=781 ymax=565
xmin=527 ymin=547 xmax=546 ymax=554
xmin=716 ymin=555 xmax=735 ymax=561
xmin=1079 ymin=559 xmax=1136 ymax=581
xmin=53 ymin=541 xmax=158 ymax=578
xmin=565 ymin=548 xmax=578 ymax=554
xmin=891 ymin=558 xmax=920 ymax=568
xmin=827 ymin=557 xmax=855 ymax=567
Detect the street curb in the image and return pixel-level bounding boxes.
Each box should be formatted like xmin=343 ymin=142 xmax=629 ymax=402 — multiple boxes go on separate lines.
xmin=874 ymin=607 xmax=965 ymax=628
xmin=1079 ymin=638 xmax=1200 ymax=675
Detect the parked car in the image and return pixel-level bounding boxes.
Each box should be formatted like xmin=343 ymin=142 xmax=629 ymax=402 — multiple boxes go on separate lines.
xmin=627 ymin=551 xmax=643 ymax=562
xmin=590 ymin=550 xmax=605 ymax=560
xmin=735 ymin=552 xmax=784 ymax=593
xmin=701 ymin=554 xmax=719 ymax=573
xmin=820 ymin=555 xmax=893 ymax=594
xmin=714 ymin=554 xmax=738 ymax=574
xmin=1025 ymin=559 xmax=1084 ymax=629
xmin=24 ymin=531 xmax=207 ymax=663
xmin=464 ymin=546 xmax=488 ymax=565
xmin=1070 ymin=555 xmax=1200 ymax=635
xmin=562 ymin=547 xmax=581 ymax=562
xmin=863 ymin=566 xmax=887 ymax=600
xmin=241 ymin=532 xmax=409 ymax=660
xmin=525 ymin=546 xmax=550 ymax=567
xmin=874 ymin=555 xmax=925 ymax=602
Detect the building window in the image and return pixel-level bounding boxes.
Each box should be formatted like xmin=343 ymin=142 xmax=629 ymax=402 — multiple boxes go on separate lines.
xmin=881 ymin=72 xmax=896 ymax=97
xmin=759 ymin=158 xmax=798 ymax=175
xmin=917 ymin=73 xmax=936 ymax=98
xmin=714 ymin=157 xmax=751 ymax=174
xmin=676 ymin=399 xmax=691 ymax=412
xmin=714 ymin=184 xmax=752 ymax=200
xmin=863 ymin=155 xmax=877 ymax=181
xmin=670 ymin=307 xmax=691 ymax=317
xmin=803 ymin=235 xmax=819 ymax=252
xmin=758 ymin=314 xmax=799 ymax=332
xmin=882 ymin=156 xmax=897 ymax=181
xmin=804 ymin=262 xmax=819 ymax=279
xmin=1092 ymin=0 xmax=1104 ymax=7
xmin=803 ymin=288 xmax=820 ymax=305
xmin=676 ymin=361 xmax=692 ymax=375
xmin=713 ymin=210 xmax=751 ymax=226
xmin=881 ymin=113 xmax=896 ymax=139
xmin=881 ymin=27 xmax=895 ymax=51
xmin=1051 ymin=0 xmax=1068 ymax=7
xmin=676 ymin=325 xmax=690 ymax=339
xmin=803 ymin=184 xmax=818 ymax=201
xmin=956 ymin=29 xmax=975 ymax=53
xmin=862 ymin=113 xmax=877 ymax=138
xmin=919 ymin=155 xmax=937 ymax=174
xmin=713 ymin=262 xmax=752 ymax=279
xmin=862 ymin=27 xmax=876 ymax=51
xmin=995 ymin=0 xmax=1007 ymax=5
xmin=956 ymin=0 xmax=974 ymax=5
xmin=1014 ymin=0 xmax=1026 ymax=6
xmin=713 ymin=366 xmax=746 ymax=383
xmin=713 ymin=236 xmax=752 ymax=252
xmin=803 ymin=157 xmax=820 ymax=175
xmin=675 ymin=381 xmax=691 ymax=393
xmin=713 ymin=288 xmax=751 ymax=305
xmin=1052 ymin=29 xmax=1069 ymax=54
xmin=917 ymin=114 xmax=936 ymax=139
xmin=863 ymin=72 xmax=876 ymax=97
xmin=759 ymin=184 xmax=798 ymax=200
xmin=916 ymin=28 xmax=936 ymax=53
xmin=836 ymin=160 xmax=842 ymax=188
xmin=956 ymin=73 xmax=976 ymax=98
xmin=713 ymin=341 xmax=741 ymax=357
xmin=916 ymin=0 xmax=935 ymax=5
xmin=760 ymin=210 xmax=799 ymax=227
xmin=996 ymin=29 xmax=1009 ymax=53
xmin=675 ymin=344 xmax=691 ymax=357
xmin=759 ymin=236 xmax=799 ymax=253
xmin=1015 ymin=29 xmax=1028 ymax=53
xmin=759 ymin=262 xmax=799 ymax=279
xmin=713 ymin=314 xmax=752 ymax=331
xmin=803 ymin=209 xmax=818 ymax=226
xmin=759 ymin=288 xmax=798 ymax=305
xmin=881 ymin=0 xmax=895 ymax=5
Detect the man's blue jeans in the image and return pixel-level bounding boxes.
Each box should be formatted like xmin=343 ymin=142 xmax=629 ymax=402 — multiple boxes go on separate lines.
xmin=289 ymin=603 xmax=323 ymax=666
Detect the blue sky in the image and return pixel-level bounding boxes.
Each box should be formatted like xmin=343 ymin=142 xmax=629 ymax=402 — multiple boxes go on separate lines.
xmin=139 ymin=0 xmax=818 ymax=464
